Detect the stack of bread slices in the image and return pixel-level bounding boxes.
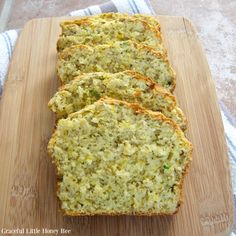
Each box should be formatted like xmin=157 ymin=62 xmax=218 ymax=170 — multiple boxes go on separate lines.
xmin=48 ymin=13 xmax=192 ymax=216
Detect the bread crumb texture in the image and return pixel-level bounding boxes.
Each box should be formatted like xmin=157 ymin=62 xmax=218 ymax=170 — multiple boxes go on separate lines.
xmin=58 ymin=14 xmax=164 ymax=52
xmin=57 ymin=41 xmax=175 ymax=91
xmin=48 ymin=98 xmax=192 ymax=215
xmin=49 ymin=71 xmax=186 ymax=129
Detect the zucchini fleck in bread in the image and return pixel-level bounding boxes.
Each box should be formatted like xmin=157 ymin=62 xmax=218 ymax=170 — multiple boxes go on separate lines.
xmin=57 ymin=41 xmax=176 ymax=91
xmin=57 ymin=16 xmax=164 ymax=52
xmin=48 ymin=70 xmax=186 ymax=130
xmin=48 ymin=98 xmax=192 ymax=215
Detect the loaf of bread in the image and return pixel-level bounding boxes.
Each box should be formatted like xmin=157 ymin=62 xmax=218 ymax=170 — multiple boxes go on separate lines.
xmin=48 ymin=98 xmax=192 ymax=215
xmin=48 ymin=70 xmax=186 ymax=130
xmin=57 ymin=41 xmax=176 ymax=91
xmin=57 ymin=15 xmax=164 ymax=52
xmin=48 ymin=13 xmax=193 ymax=217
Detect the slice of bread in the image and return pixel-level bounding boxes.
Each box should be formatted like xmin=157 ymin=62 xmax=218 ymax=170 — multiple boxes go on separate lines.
xmin=48 ymin=70 xmax=186 ymax=130
xmin=57 ymin=16 xmax=164 ymax=52
xmin=48 ymin=98 xmax=192 ymax=215
xmin=57 ymin=41 xmax=176 ymax=91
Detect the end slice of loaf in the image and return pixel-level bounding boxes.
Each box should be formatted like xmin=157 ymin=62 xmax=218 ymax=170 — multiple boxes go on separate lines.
xmin=48 ymin=98 xmax=192 ymax=216
xmin=48 ymin=70 xmax=186 ymax=130
xmin=57 ymin=16 xmax=164 ymax=52
xmin=57 ymin=41 xmax=176 ymax=91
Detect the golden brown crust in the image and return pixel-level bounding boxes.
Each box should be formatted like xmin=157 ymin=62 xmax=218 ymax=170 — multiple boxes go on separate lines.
xmin=125 ymin=70 xmax=156 ymax=84
xmin=60 ymin=18 xmax=91 ymax=27
xmin=47 ymin=127 xmax=64 ymax=179
xmin=61 ymin=208 xmax=178 ymax=216
xmin=175 ymin=145 xmax=193 ymax=213
xmin=133 ymin=14 xmax=161 ymax=31
xmin=175 ymin=107 xmax=188 ymax=131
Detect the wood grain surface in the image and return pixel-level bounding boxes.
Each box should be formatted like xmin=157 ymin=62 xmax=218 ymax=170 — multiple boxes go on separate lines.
xmin=0 ymin=16 xmax=233 ymax=236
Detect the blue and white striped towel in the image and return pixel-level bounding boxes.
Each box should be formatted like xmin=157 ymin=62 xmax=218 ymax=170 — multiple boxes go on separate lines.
xmin=0 ymin=0 xmax=235 ymax=234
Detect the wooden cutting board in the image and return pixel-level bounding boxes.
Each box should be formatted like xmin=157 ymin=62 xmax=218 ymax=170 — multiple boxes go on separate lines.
xmin=0 ymin=16 xmax=233 ymax=236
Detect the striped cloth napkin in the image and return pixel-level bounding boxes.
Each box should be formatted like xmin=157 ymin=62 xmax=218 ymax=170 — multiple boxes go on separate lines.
xmin=0 ymin=0 xmax=235 ymax=234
